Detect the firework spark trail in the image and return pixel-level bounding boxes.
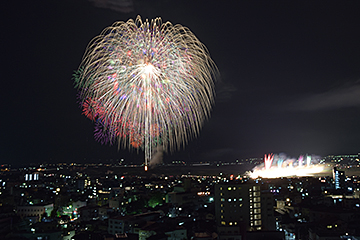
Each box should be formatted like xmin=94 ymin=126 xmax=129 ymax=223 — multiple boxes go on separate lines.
xmin=306 ymin=155 xmax=312 ymax=166
xmin=74 ymin=16 xmax=218 ymax=170
xmin=298 ymin=155 xmax=304 ymax=167
xmin=264 ymin=153 xmax=274 ymax=170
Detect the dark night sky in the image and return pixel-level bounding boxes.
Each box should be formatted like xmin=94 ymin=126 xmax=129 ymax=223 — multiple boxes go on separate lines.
xmin=2 ymin=0 xmax=360 ymax=166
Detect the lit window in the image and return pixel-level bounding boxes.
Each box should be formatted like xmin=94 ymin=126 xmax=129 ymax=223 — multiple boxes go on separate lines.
xmin=221 ymin=221 xmax=226 ymax=225
xmin=228 ymin=187 xmax=232 ymax=191
xmin=228 ymin=199 xmax=231 ymax=202
xmin=254 ymin=220 xmax=261 ymax=226
xmin=254 ymin=203 xmax=261 ymax=208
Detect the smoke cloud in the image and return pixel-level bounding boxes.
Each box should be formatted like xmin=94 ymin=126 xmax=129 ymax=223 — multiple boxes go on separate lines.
xmin=88 ymin=0 xmax=134 ymax=13
xmin=285 ymin=81 xmax=360 ymax=111
xmin=149 ymin=146 xmax=163 ymax=168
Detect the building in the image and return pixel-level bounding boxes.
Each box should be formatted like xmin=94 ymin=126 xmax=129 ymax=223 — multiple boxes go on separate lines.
xmin=78 ymin=205 xmax=107 ymax=221
xmin=108 ymin=211 xmax=161 ymax=235
xmin=24 ymin=172 xmax=39 ymax=181
xmin=333 ymin=167 xmax=345 ymax=190
xmin=16 ymin=203 xmax=53 ymax=222
xmin=166 ymin=191 xmax=196 ymax=206
xmin=215 ymin=182 xmax=276 ymax=240
xmin=138 ymin=221 xmax=187 ymax=240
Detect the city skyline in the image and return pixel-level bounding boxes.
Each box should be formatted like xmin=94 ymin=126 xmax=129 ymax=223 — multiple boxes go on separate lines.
xmin=2 ymin=0 xmax=360 ymax=165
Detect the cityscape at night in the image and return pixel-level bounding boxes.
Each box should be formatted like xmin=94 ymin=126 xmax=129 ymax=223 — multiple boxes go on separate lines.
xmin=2 ymin=0 xmax=360 ymax=239
xmin=1 ymin=155 xmax=360 ymax=239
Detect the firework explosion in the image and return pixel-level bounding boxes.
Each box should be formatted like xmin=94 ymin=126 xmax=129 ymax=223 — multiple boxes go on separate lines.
xmin=249 ymin=153 xmax=328 ymax=178
xmin=73 ymin=16 xmax=218 ymax=170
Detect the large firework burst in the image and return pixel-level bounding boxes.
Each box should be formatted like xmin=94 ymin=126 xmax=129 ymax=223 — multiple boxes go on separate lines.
xmin=74 ymin=16 xmax=218 ymax=170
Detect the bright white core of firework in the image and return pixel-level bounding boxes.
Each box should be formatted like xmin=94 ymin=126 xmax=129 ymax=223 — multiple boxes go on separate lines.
xmin=249 ymin=165 xmax=326 ymax=179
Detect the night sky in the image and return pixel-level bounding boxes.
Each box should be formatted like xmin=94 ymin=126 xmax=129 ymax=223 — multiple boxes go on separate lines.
xmin=2 ymin=0 xmax=360 ymax=166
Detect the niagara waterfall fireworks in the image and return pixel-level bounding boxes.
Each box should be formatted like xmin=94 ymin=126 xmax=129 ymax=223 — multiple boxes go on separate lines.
xmin=249 ymin=153 xmax=328 ymax=178
xmin=73 ymin=16 xmax=217 ymax=170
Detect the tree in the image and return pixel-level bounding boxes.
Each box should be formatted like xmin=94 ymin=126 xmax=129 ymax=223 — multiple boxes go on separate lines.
xmin=148 ymin=192 xmax=164 ymax=208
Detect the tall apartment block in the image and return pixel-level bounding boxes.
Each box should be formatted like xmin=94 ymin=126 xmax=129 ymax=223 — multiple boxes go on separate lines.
xmin=215 ymin=182 xmax=276 ymax=239
xmin=333 ymin=167 xmax=346 ymax=190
